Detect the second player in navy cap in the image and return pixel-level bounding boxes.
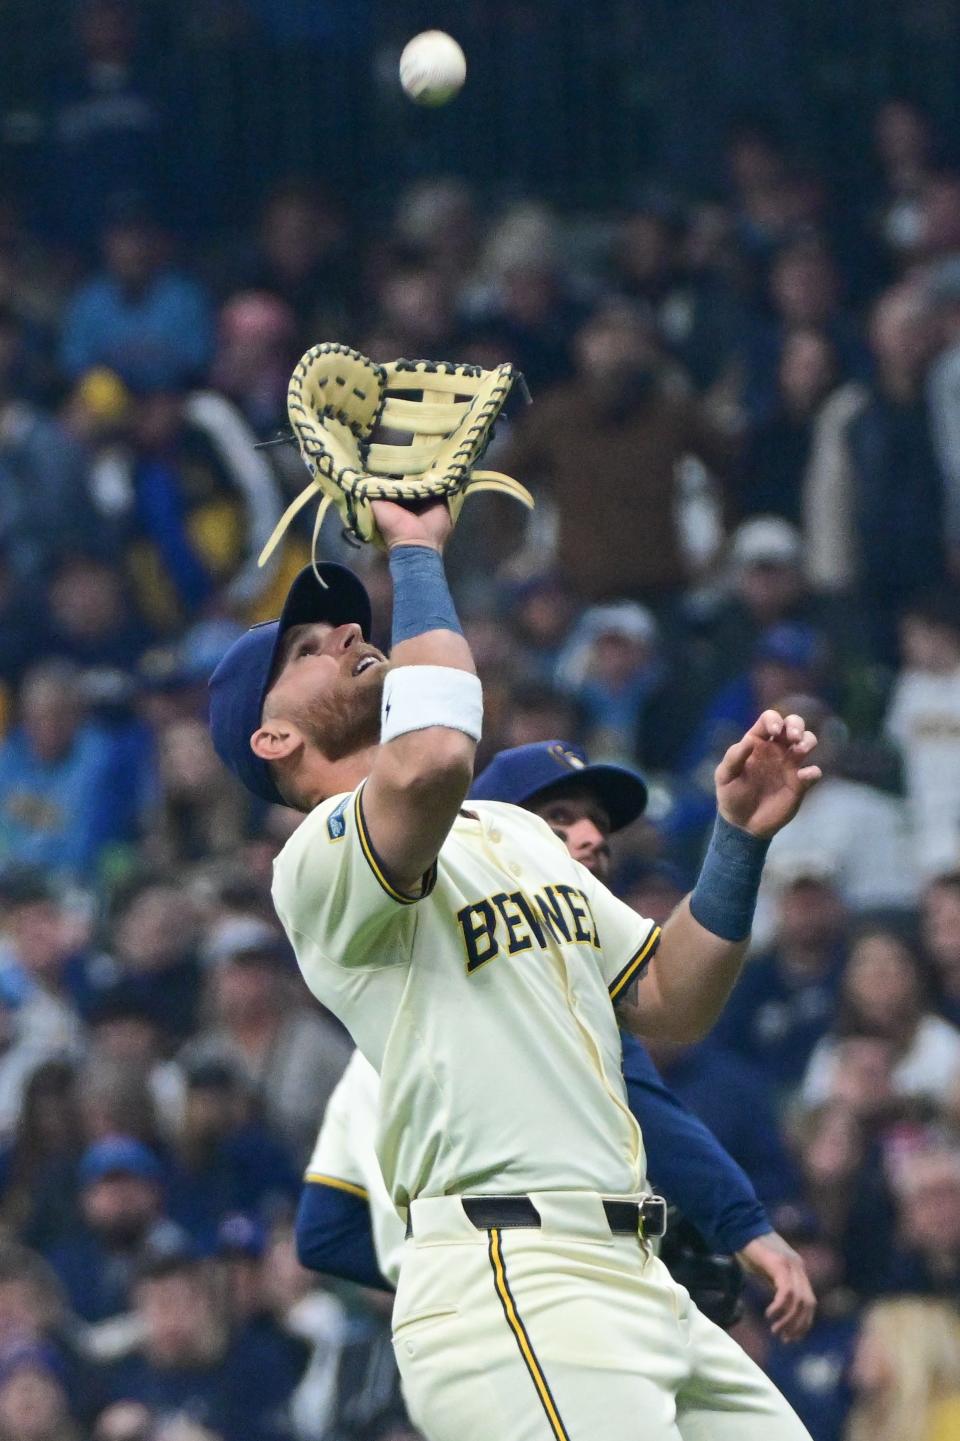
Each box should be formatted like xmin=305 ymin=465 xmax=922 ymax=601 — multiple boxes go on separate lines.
xmin=470 ymin=739 xmax=647 ymax=832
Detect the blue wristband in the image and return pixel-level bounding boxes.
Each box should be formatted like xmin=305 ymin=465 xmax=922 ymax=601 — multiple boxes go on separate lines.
xmin=388 ymin=545 xmax=463 ymax=648
xmin=689 ymin=815 xmax=770 ymax=942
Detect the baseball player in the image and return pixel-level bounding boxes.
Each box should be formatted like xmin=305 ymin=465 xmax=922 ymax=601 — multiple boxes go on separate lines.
xmin=209 ymin=498 xmax=819 ymax=1441
xmin=297 ymin=739 xmax=814 ymax=1343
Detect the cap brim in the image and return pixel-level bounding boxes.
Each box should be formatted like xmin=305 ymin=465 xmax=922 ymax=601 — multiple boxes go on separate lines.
xmin=533 ymin=763 xmax=648 ymax=832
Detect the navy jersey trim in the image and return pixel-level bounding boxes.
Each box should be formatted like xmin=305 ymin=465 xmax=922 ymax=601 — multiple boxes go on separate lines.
xmin=354 ymin=784 xmax=439 ymax=905
xmin=609 ymin=925 xmax=662 ymax=1003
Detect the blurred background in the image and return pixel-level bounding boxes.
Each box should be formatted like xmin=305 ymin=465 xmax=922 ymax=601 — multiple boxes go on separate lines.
xmin=0 ymin=0 xmax=958 ymax=1438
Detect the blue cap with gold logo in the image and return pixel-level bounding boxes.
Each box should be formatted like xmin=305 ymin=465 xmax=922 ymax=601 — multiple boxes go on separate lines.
xmin=470 ymin=741 xmax=647 ymax=832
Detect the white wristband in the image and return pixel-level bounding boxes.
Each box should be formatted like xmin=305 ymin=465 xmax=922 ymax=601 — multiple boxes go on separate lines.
xmin=380 ymin=666 xmax=483 ymax=744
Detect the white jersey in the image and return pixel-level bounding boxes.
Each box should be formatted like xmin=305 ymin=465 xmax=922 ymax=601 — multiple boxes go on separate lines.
xmin=273 ymin=788 xmax=659 ymax=1211
xmin=305 ymin=1049 xmax=405 ymax=1286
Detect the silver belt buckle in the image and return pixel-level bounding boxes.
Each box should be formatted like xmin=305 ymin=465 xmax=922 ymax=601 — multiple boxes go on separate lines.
xmin=641 ymin=1195 xmax=667 ymax=1239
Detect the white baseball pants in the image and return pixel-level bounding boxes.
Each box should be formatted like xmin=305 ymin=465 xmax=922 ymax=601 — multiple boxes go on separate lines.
xmin=393 ymin=1193 xmax=812 ymax=1441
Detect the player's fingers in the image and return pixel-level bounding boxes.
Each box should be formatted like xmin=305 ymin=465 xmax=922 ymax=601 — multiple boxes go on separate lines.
xmin=796 ymin=765 xmax=823 ymax=788
xmin=780 ymin=713 xmax=806 ymax=746
xmin=789 ymin=729 xmax=818 ymax=756
xmin=766 ymin=1283 xmax=801 ymax=1339
xmin=766 ymin=1267 xmax=816 ymax=1342
xmin=716 ymin=734 xmax=756 ymax=781
xmin=748 ymin=709 xmax=784 ymax=741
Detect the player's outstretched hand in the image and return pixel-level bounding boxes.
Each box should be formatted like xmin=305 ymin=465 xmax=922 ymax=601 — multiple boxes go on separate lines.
xmin=736 ymin=1231 xmax=817 ymax=1343
xmin=371 ymin=497 xmax=454 ymax=552
xmin=715 ymin=710 xmax=821 ymax=840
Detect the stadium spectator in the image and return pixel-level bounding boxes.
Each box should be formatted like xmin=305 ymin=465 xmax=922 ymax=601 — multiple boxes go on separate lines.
xmin=0 ymin=308 xmax=95 ymax=590
xmin=60 ymin=206 xmax=213 ymax=394
xmin=792 ymin=1102 xmax=897 ymax=1299
xmin=80 ymin=382 xmax=284 ymax=632
xmin=499 ymin=574 xmax=577 ymax=687
xmin=44 ymin=556 xmax=151 ymax=676
xmin=885 ymin=592 xmax=960 ymax=878
xmin=0 ymin=870 xmax=87 ymax=1062
xmin=714 ymin=871 xmax=847 ymax=1091
xmin=883 ymin=1149 xmax=960 ymax=1300
xmin=740 ymin=330 xmax=839 ymax=524
xmin=927 ymin=256 xmax=960 ymax=560
xmin=743 ymin=238 xmax=863 ymax=427
xmin=78 ymin=1055 xmax=163 ymax=1158
xmin=375 ymin=263 xmax=457 ymax=361
xmin=143 ymin=718 xmax=246 ymax=869
xmin=100 ymin=877 xmax=203 ymax=1045
xmin=847 ymin=1297 xmax=960 ymax=1441
xmin=607 ymin=195 xmax=745 ymax=393
xmin=554 ymin=601 xmax=678 ymax=765
xmin=213 ymin=1215 xmax=308 ymax=1400
xmin=869 ymin=98 xmax=940 ymax=268
xmin=760 ymin=700 xmax=917 ymax=924
xmin=0 ymin=1337 xmax=81 ymax=1441
xmin=177 ymin=931 xmax=350 ymax=1160
xmin=461 ymin=203 xmax=588 ymax=392
xmin=0 ymin=1241 xmax=70 ymax=1356
xmin=920 ymin=872 xmax=960 ymax=1028
xmin=801 ymin=924 xmax=960 ymax=1111
xmin=99 ymin=1222 xmax=305 ymax=1441
xmin=0 ymin=1063 xmax=84 ymax=1254
xmin=209 ymin=293 xmax=297 ymax=441
xmin=680 ymin=621 xmax=828 ymax=785
xmin=0 ymin=662 xmax=126 ymax=881
xmin=45 ymin=0 xmax=168 ymax=248
xmin=165 ymin=1062 xmax=299 ymax=1249
xmin=499 ymin=300 xmax=735 ymax=600
xmin=803 ymin=284 xmax=946 ymax=658
xmin=686 ymin=517 xmax=851 ymax=697
xmin=48 ymin=1137 xmax=167 ymax=1323
xmin=486 ymin=681 xmax=581 ymax=757
xmin=221 ymin=181 xmax=354 ymax=341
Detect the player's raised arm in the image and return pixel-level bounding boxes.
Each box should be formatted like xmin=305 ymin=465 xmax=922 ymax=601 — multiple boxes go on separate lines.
xmin=359 ymin=498 xmax=479 ymax=894
xmin=617 ymin=709 xmax=821 ymax=1042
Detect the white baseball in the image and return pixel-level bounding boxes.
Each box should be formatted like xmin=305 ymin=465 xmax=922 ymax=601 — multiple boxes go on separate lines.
xmin=399 ymin=30 xmax=466 ymax=107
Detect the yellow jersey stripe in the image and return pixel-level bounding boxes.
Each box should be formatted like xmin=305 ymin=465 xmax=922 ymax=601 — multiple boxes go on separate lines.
xmin=488 ymin=1228 xmax=571 ymax=1441
xmin=302 ymin=1172 xmax=370 ymax=1200
xmin=353 ymin=785 xmax=424 ymax=905
xmin=608 ymin=924 xmax=662 ymax=1003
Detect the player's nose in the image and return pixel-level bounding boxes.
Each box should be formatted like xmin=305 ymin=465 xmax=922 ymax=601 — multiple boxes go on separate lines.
xmin=571 ymin=818 xmax=606 ymax=853
xmin=326 ymin=623 xmax=364 ymax=655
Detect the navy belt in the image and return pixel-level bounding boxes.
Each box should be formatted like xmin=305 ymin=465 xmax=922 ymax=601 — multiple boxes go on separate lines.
xmin=406 ymin=1195 xmax=668 ymax=1239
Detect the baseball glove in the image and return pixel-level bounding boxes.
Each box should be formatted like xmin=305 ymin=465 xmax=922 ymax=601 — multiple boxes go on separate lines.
xmin=257 ymin=343 xmax=534 ymax=566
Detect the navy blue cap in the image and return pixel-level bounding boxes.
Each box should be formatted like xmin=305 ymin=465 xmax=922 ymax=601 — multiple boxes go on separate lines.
xmin=753 ymin=622 xmax=821 ymax=669
xmin=216 ymin=1212 xmax=266 ymax=1259
xmin=469 ymin=741 xmax=648 ymax=832
xmin=79 ymin=1136 xmax=163 ymax=1187
xmin=208 ymin=563 xmax=372 ymax=805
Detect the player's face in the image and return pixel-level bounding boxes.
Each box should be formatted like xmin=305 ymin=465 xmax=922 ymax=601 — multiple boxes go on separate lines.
xmin=531 ymin=791 xmax=612 ymax=879
xmin=265 ymin=621 xmax=388 ymax=762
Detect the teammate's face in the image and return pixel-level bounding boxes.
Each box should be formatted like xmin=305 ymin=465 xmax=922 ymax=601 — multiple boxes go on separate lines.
xmin=531 ymin=791 xmax=612 ymax=879
xmin=265 ymin=621 xmax=388 ymax=762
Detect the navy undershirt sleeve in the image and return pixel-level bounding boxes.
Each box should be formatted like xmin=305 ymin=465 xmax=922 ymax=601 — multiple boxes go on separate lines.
xmin=295 ymin=1181 xmax=393 ymax=1292
xmin=621 ymin=1032 xmax=770 ymax=1255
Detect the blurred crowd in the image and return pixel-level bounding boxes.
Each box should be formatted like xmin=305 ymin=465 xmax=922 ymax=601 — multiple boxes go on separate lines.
xmin=0 ymin=1 xmax=958 ymax=1439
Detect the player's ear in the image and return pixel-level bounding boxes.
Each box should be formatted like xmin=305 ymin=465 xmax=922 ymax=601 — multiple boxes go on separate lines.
xmin=251 ymin=719 xmax=303 ymax=764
